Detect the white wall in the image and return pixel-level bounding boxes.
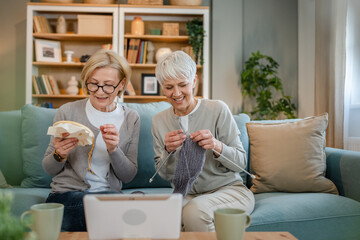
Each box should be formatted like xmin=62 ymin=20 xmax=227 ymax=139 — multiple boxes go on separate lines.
xmin=211 ymin=0 xmax=244 ymax=113
xmin=0 ymin=0 xmax=27 ymax=111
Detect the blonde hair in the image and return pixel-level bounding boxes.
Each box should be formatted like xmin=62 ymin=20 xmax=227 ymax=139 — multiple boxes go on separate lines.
xmin=81 ymin=49 xmax=131 ymax=97
xmin=155 ymin=51 xmax=196 ymax=86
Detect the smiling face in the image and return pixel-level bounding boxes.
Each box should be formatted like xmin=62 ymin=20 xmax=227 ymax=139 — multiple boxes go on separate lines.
xmin=163 ymin=77 xmax=197 ymax=116
xmin=87 ymin=67 xmax=125 ymax=112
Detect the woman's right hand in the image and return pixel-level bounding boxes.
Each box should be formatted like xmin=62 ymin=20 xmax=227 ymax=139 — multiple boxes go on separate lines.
xmin=53 ymin=132 xmax=78 ymax=159
xmin=164 ymin=130 xmax=186 ymax=153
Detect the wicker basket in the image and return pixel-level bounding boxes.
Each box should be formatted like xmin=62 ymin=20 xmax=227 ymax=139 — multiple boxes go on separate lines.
xmin=128 ymin=0 xmax=163 ymax=5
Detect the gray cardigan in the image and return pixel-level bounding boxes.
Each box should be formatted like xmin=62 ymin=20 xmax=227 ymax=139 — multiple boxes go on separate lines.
xmin=151 ymin=99 xmax=247 ymax=194
xmin=42 ymin=99 xmax=140 ymax=193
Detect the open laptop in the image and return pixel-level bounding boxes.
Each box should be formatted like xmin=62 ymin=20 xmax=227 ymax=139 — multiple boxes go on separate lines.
xmin=83 ymin=193 xmax=182 ymax=240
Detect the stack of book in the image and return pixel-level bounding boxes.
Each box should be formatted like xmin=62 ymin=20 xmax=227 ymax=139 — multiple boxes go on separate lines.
xmin=32 ymin=75 xmax=60 ymax=95
xmin=125 ymin=39 xmax=149 ymax=64
xmin=33 ymin=16 xmax=53 ymax=33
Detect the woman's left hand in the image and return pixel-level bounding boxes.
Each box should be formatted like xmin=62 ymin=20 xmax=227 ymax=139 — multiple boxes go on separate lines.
xmin=190 ymin=130 xmax=223 ymax=155
xmin=100 ymin=124 xmax=119 ymax=154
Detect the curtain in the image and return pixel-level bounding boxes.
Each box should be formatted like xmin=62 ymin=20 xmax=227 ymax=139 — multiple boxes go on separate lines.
xmin=344 ymin=0 xmax=360 ymax=151
xmin=315 ymin=0 xmax=347 ymax=148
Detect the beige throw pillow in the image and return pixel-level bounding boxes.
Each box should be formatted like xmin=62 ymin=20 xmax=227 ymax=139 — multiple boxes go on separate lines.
xmin=246 ymin=113 xmax=338 ymax=194
xmin=0 ymin=170 xmax=10 ymax=188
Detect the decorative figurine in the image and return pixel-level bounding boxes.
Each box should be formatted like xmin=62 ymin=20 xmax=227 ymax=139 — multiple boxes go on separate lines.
xmin=146 ymin=41 xmax=155 ymax=64
xmin=56 ymin=15 xmax=66 ymax=34
xmin=80 ymin=54 xmax=91 ymax=63
xmin=64 ymin=50 xmax=74 ymax=63
xmin=66 ymin=76 xmax=79 ymax=95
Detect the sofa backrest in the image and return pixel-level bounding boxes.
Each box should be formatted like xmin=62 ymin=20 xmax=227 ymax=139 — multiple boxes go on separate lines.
xmin=0 ymin=102 xmax=251 ymax=189
xmin=0 ymin=110 xmax=24 ymax=185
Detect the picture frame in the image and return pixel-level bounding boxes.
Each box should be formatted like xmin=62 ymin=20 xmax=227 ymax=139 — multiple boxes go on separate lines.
xmin=35 ymin=39 xmax=62 ymax=62
xmin=141 ymin=73 xmax=160 ymax=95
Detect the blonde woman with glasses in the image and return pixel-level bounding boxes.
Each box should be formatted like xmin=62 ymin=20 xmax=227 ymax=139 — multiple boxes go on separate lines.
xmin=43 ymin=49 xmax=140 ymax=231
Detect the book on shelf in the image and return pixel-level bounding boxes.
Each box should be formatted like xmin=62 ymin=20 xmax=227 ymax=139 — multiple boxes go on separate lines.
xmin=136 ymin=40 xmax=144 ymax=64
xmin=131 ymin=39 xmax=141 ymax=64
xmin=124 ymin=38 xmax=128 ymax=59
xmin=126 ymin=81 xmax=136 ymax=96
xmin=48 ymin=75 xmax=61 ymax=95
xmin=142 ymin=41 xmax=148 ymax=64
xmin=41 ymin=74 xmax=52 ymax=95
xmin=126 ymin=38 xmax=135 ymax=63
xmin=32 ymin=75 xmax=40 ymax=95
xmin=33 ymin=16 xmax=52 ymax=33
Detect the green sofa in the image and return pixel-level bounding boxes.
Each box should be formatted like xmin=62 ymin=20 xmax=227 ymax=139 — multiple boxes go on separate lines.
xmin=1 ymin=103 xmax=360 ymax=240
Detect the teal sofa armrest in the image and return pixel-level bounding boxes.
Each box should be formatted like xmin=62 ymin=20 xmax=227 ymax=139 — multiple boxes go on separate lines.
xmin=325 ymin=147 xmax=360 ymax=202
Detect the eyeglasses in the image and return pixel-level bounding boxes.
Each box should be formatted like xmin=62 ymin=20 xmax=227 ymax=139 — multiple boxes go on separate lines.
xmin=85 ymin=80 xmax=122 ymax=94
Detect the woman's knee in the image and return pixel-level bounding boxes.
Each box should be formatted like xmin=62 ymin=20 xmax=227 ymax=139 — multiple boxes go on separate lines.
xmin=182 ymin=199 xmax=214 ymax=232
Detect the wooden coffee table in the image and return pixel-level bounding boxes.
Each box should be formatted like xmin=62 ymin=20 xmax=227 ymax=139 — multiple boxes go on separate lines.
xmin=58 ymin=231 xmax=297 ymax=240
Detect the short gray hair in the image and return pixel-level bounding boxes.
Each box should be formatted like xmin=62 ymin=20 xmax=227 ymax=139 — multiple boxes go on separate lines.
xmin=155 ymin=51 xmax=196 ymax=86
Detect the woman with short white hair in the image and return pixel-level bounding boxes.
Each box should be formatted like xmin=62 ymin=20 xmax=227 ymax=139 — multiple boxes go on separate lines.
xmin=151 ymin=51 xmax=255 ymax=231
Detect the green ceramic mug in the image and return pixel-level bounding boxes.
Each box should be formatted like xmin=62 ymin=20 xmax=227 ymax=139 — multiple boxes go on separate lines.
xmin=21 ymin=203 xmax=64 ymax=240
xmin=214 ymin=208 xmax=251 ymax=240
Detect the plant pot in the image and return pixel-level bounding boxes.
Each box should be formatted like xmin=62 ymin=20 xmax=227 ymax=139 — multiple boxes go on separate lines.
xmin=83 ymin=0 xmax=115 ymax=3
xmin=170 ymin=0 xmax=202 ymax=6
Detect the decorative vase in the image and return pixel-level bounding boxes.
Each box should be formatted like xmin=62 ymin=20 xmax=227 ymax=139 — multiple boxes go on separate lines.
xmin=131 ymin=17 xmax=144 ymax=35
xmin=66 ymin=76 xmax=79 ymax=95
xmin=56 ymin=15 xmax=66 ymax=34
xmin=156 ymin=48 xmax=172 ymax=63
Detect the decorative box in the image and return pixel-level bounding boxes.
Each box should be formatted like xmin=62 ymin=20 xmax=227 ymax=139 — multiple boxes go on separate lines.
xmin=77 ymin=15 xmax=113 ymax=35
xmin=162 ymin=23 xmax=179 ymax=36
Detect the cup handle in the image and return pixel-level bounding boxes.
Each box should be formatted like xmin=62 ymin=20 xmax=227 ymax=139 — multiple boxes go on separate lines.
xmin=20 ymin=210 xmax=32 ymax=229
xmin=245 ymin=214 xmax=251 ymax=228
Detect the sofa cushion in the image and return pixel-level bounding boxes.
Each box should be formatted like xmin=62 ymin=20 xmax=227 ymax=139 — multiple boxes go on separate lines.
xmin=246 ymin=113 xmax=338 ymax=194
xmin=20 ymin=104 xmax=56 ymax=188
xmin=232 ymin=113 xmax=251 ymax=185
xmin=0 ymin=110 xmax=24 ymax=186
xmin=122 ymin=101 xmax=172 ymax=189
xmin=1 ymin=187 xmax=51 ymax=217
xmin=248 ymin=192 xmax=360 ymax=240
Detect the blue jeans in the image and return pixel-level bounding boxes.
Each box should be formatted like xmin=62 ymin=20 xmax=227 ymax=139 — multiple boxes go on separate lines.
xmin=46 ymin=191 xmax=118 ymax=231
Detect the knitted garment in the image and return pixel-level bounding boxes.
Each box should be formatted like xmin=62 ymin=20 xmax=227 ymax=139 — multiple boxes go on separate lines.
xmin=173 ymin=136 xmax=206 ymax=196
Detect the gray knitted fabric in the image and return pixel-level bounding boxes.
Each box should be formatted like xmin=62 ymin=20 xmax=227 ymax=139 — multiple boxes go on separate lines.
xmin=173 ymin=136 xmax=206 ymax=196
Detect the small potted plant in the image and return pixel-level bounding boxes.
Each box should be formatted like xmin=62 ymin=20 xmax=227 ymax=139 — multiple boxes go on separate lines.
xmin=240 ymin=51 xmax=297 ymax=120
xmin=186 ymin=19 xmax=205 ymax=65
xmin=0 ymin=191 xmax=35 ymax=240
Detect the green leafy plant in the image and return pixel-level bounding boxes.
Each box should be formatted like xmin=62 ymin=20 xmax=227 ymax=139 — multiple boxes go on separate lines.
xmin=0 ymin=191 xmax=34 ymax=240
xmin=186 ymin=18 xmax=205 ymax=65
xmin=241 ymin=51 xmax=296 ymax=120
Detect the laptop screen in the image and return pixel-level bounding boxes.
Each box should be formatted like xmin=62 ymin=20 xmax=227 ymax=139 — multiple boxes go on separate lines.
xmin=84 ymin=193 xmax=182 ymax=239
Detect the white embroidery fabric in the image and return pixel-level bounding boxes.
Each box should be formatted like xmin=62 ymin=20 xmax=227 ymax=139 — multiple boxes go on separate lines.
xmin=47 ymin=121 xmax=94 ymax=146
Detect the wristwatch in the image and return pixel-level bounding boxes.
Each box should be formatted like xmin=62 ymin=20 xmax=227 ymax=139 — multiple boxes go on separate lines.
xmin=53 ymin=150 xmax=66 ymax=162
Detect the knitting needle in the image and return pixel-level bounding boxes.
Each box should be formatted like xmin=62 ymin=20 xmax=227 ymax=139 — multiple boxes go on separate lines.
xmin=211 ymin=149 xmax=256 ymax=179
xmin=149 ymin=151 xmax=176 ymax=183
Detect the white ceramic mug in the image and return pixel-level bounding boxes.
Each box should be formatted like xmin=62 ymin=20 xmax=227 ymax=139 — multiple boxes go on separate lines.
xmin=21 ymin=203 xmax=64 ymax=240
xmin=214 ymin=208 xmax=251 ymax=240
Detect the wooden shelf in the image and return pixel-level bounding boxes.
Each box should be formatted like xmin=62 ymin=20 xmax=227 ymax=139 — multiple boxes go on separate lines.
xmin=33 ymin=94 xmax=88 ymax=99
xmin=130 ymin=63 xmax=202 ymax=68
xmin=33 ymin=33 xmax=113 ymax=41
xmin=125 ymin=34 xmax=189 ymax=43
xmin=33 ymin=62 xmax=85 ymax=67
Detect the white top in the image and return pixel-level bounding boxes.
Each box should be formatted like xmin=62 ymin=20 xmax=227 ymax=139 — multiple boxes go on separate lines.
xmin=85 ymin=99 xmax=124 ymax=192
xmin=178 ymin=99 xmax=201 ymax=134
